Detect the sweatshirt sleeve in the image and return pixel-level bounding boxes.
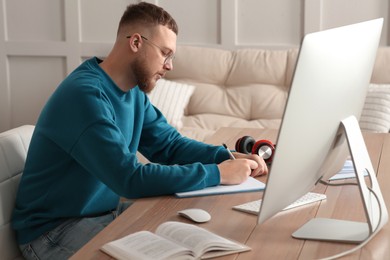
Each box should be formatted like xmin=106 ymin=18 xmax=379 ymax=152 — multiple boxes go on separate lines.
xmin=138 ymin=95 xmax=231 ymax=165
xmin=70 ymin=119 xmax=224 ymax=198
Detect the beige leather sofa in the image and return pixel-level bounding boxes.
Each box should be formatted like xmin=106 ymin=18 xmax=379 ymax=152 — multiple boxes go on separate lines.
xmin=150 ymin=46 xmax=390 ymax=141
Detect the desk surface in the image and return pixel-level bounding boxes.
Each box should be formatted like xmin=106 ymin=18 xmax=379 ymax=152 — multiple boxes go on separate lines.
xmin=71 ymin=128 xmax=390 ymax=260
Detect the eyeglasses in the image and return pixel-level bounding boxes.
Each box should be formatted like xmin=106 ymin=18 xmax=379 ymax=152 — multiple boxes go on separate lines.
xmin=126 ymin=35 xmax=174 ymax=65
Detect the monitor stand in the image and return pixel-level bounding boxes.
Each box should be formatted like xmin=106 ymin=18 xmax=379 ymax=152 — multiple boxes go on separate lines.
xmin=292 ymin=115 xmax=388 ymax=243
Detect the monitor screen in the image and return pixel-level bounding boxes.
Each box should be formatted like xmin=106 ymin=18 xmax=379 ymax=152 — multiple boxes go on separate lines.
xmin=257 ymin=18 xmax=385 ymax=242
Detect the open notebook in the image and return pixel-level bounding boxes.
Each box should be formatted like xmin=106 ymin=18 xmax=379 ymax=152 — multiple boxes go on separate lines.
xmin=175 ymin=177 xmax=265 ymax=198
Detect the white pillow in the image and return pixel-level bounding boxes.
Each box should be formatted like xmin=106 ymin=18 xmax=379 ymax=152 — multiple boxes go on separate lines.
xmin=148 ymin=79 xmax=195 ymax=129
xmin=359 ymin=84 xmax=390 ymax=133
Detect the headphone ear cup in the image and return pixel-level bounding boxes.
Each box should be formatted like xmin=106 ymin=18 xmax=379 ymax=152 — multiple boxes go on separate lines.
xmin=235 ymin=136 xmax=255 ymax=154
xmin=252 ymin=139 xmax=275 ymax=164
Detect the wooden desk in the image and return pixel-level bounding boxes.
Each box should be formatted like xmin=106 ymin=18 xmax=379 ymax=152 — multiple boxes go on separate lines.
xmin=71 ymin=128 xmax=390 ymax=260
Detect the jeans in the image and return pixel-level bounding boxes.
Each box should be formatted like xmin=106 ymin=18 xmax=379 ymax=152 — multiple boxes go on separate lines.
xmin=19 ymin=201 xmax=132 ymax=260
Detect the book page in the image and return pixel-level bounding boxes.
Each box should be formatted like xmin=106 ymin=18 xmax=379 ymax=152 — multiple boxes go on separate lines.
xmin=156 ymin=221 xmax=250 ymax=258
xmin=101 ymin=230 xmax=194 ymax=260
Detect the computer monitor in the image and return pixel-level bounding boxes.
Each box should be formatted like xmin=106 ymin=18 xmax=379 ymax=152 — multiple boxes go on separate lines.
xmin=257 ymin=18 xmax=388 ymax=243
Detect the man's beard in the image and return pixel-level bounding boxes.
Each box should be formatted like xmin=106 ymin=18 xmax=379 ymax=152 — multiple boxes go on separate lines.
xmin=132 ymin=58 xmax=156 ymax=94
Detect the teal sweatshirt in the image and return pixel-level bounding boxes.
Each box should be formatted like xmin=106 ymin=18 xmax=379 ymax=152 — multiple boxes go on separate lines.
xmin=12 ymin=57 xmax=230 ymax=244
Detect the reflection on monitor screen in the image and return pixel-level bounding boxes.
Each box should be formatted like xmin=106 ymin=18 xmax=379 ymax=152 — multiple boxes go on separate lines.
xmin=257 ymin=18 xmax=388 ymax=246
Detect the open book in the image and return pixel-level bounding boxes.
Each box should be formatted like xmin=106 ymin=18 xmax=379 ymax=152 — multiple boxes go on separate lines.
xmin=101 ymin=221 xmax=250 ymax=260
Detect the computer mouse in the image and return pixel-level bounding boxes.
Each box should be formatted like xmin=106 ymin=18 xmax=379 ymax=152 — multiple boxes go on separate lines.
xmin=177 ymin=208 xmax=211 ymax=223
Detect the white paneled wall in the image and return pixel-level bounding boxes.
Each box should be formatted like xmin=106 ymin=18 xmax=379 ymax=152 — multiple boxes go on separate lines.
xmin=236 ymin=0 xmax=302 ymax=47
xmin=0 ymin=0 xmax=389 ymax=131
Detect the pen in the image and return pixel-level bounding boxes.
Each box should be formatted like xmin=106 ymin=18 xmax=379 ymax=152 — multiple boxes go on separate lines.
xmin=222 ymin=143 xmax=236 ymax=160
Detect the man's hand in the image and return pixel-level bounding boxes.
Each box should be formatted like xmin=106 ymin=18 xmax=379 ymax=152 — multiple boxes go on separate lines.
xmin=217 ymin=159 xmax=257 ymax=185
xmin=217 ymin=152 xmax=268 ymax=185
xmin=233 ymin=152 xmax=268 ymax=177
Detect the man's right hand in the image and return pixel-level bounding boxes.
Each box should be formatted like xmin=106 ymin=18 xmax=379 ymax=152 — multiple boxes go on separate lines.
xmin=217 ymin=159 xmax=258 ymax=185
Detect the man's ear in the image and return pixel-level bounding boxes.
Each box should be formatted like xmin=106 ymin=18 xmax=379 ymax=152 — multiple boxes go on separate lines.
xmin=129 ymin=34 xmax=142 ymax=51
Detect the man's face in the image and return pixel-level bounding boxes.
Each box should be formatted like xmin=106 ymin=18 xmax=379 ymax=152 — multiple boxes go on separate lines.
xmin=133 ymin=26 xmax=176 ymax=93
xmin=132 ymin=56 xmax=153 ymax=93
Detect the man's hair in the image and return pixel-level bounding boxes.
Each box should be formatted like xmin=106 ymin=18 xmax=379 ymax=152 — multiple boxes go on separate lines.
xmin=118 ymin=2 xmax=178 ymax=35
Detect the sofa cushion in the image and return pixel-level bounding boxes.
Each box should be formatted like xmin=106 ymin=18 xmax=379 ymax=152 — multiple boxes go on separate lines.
xmin=371 ymin=48 xmax=390 ymax=83
xmin=360 ymin=84 xmax=390 ymax=133
xmin=167 ymin=46 xmax=234 ymax=84
xmin=165 ymin=46 xmax=298 ymax=135
xmin=148 ymin=79 xmax=195 ymax=129
xmin=163 ymin=46 xmax=390 ymax=141
xmin=227 ymin=49 xmax=291 ymax=87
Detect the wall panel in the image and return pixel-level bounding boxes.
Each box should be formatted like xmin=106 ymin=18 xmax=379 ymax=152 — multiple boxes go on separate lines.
xmin=8 ymin=56 xmax=65 ymax=127
xmin=321 ymin=0 xmax=388 ymax=45
xmin=5 ymin=0 xmax=64 ymax=41
xmin=80 ymin=0 xmax=130 ymax=42
xmin=160 ymin=0 xmax=220 ymax=45
xmin=237 ymin=0 xmax=302 ymax=47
